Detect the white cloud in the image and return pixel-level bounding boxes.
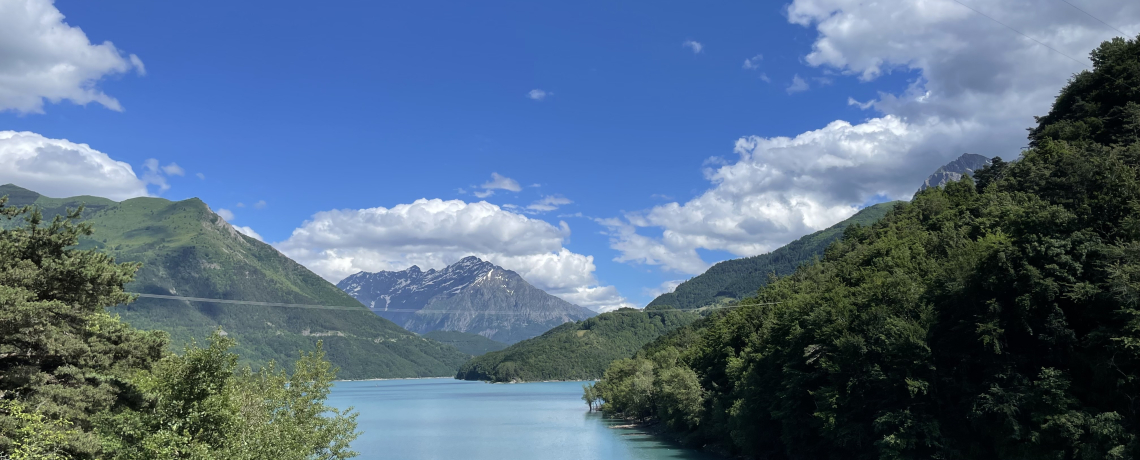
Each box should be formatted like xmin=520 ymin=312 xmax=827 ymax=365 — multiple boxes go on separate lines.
xmin=602 ymin=0 xmax=1140 ymax=276
xmin=254 ymin=200 xmax=267 ymax=209
xmin=234 ymin=225 xmax=262 ymax=241
xmin=0 ymin=0 xmax=145 ymax=113
xmin=196 ymin=173 xmax=206 ymax=180
xmin=236 ymin=202 xmax=246 ymax=208
xmin=743 ymin=54 xmax=763 ymax=69
xmin=644 ymin=279 xmax=684 ymax=298
xmin=527 ymin=89 xmax=548 ymax=101
xmin=161 ymin=163 xmax=185 ymax=176
xmin=527 ymin=195 xmax=572 ymax=212
xmin=0 ymin=130 xmax=149 ymax=200
xmin=760 ymin=73 xmax=771 ymax=83
xmin=476 ymin=172 xmax=522 ymax=198
xmin=216 ymin=208 xmax=235 ymax=222
xmin=140 ymin=159 xmax=183 ymax=193
xmin=786 ymin=74 xmax=809 ymax=93
xmin=682 ymin=40 xmax=703 ymax=54
xmin=275 ymin=198 xmax=632 ymax=312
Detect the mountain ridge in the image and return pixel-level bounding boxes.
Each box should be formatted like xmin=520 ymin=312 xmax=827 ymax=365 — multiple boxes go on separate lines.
xmin=338 ymin=256 xmax=595 ymax=343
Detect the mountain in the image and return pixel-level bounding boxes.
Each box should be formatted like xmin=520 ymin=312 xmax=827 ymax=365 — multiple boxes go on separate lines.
xmin=920 ymin=153 xmax=991 ymax=190
xmin=455 ymin=305 xmax=699 ymax=382
xmin=337 ymin=257 xmax=596 ymax=343
xmin=421 ymin=331 xmax=508 ymax=356
xmin=0 ymin=184 xmax=470 ymax=379
xmin=647 ymin=201 xmax=900 ymax=311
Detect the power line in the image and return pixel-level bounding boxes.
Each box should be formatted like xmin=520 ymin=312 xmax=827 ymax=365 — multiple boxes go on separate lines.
xmin=1056 ymin=0 xmax=1130 ymax=37
xmin=949 ymin=0 xmax=1089 ymax=68
xmin=128 ymin=292 xmax=760 ymax=315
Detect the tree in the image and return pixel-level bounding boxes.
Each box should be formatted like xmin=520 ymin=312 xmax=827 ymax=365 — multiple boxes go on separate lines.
xmin=581 ymin=384 xmax=601 ymax=412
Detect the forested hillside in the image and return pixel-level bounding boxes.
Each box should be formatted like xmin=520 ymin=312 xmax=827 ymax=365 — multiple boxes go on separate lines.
xmin=0 ymin=185 xmax=470 ymax=379
xmin=455 ymin=306 xmax=698 ymax=382
xmin=592 ymin=35 xmax=1140 ymax=459
xmin=647 ymin=201 xmax=897 ymax=310
xmin=422 ymin=330 xmax=508 ymax=356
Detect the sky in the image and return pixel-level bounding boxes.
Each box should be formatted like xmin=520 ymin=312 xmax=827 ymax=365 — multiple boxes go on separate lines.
xmin=1 ymin=0 xmax=1138 ymax=311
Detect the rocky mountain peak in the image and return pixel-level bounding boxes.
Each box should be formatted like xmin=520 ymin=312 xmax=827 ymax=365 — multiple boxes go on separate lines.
xmin=921 ymin=153 xmax=991 ymax=191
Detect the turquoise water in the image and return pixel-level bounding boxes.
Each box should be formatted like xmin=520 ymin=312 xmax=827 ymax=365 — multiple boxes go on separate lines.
xmin=327 ymin=378 xmax=719 ymax=460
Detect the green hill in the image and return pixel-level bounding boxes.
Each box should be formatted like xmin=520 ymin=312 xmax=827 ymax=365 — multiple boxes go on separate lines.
xmin=647 ymin=201 xmax=898 ymax=310
xmin=0 ymin=184 xmax=470 ymax=379
xmin=455 ymin=306 xmax=698 ymax=382
xmin=421 ymin=330 xmax=509 ymax=356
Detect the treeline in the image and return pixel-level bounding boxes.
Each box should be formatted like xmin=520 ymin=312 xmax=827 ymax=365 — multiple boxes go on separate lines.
xmin=592 ymin=35 xmax=1140 ymax=459
xmin=647 ymin=201 xmax=897 ymax=311
xmin=456 ymin=306 xmax=698 ymax=382
xmin=0 ymin=204 xmax=358 ymax=459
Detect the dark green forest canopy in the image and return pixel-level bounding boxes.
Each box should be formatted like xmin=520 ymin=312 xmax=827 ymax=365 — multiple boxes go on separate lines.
xmin=647 ymin=201 xmax=897 ymax=311
xmin=595 ymin=35 xmax=1140 ymax=459
xmin=0 ymin=185 xmax=469 ymax=380
xmin=455 ymin=307 xmax=698 ymax=382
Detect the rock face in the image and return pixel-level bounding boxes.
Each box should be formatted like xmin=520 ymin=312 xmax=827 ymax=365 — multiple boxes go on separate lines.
xmin=921 ymin=153 xmax=992 ymax=190
xmin=337 ymin=257 xmax=596 ymax=343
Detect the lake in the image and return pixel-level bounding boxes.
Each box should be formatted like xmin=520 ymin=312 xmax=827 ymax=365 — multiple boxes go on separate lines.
xmin=327 ymin=378 xmax=720 ymax=460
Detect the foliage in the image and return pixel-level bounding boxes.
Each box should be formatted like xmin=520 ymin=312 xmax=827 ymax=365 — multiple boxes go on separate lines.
xmin=0 ymin=185 xmax=470 ymax=379
xmin=596 ymin=35 xmax=1140 ymax=459
xmin=455 ymin=308 xmax=698 ymax=382
xmin=0 ymin=199 xmax=359 ymax=459
xmin=421 ymin=331 xmax=508 ymax=356
xmin=96 ymin=335 xmax=359 ymax=460
xmin=0 ymin=401 xmax=79 ymax=460
xmin=647 ymin=201 xmax=898 ymax=311
xmin=581 ymin=383 xmax=601 ymax=412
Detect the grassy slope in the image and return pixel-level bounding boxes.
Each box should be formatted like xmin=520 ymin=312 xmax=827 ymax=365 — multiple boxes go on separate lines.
xmin=1 ymin=184 xmax=469 ymax=379
xmin=647 ymin=201 xmax=899 ymax=310
xmin=455 ymin=306 xmax=698 ymax=382
xmin=421 ymin=331 xmax=509 ymax=356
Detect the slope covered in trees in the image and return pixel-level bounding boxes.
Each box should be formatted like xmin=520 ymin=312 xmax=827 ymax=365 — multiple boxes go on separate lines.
xmin=455 ymin=306 xmax=698 ymax=382
xmin=0 ymin=200 xmax=358 ymax=459
xmin=421 ymin=330 xmax=508 ymax=356
xmin=0 ymin=186 xmax=470 ymax=379
xmin=647 ymin=201 xmax=898 ymax=311
xmin=592 ymin=35 xmax=1140 ymax=459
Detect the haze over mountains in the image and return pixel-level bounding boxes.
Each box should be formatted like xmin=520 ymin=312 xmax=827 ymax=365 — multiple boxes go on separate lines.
xmin=0 ymin=184 xmax=470 ymax=379
xmin=338 ymin=257 xmax=596 ymax=343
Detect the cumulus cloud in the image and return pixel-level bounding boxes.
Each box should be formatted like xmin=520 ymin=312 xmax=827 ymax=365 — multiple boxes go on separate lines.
xmin=0 ymin=0 xmax=146 ymax=113
xmin=215 ymin=208 xmax=235 ymax=222
xmin=234 ymin=226 xmax=262 ymax=241
xmin=786 ymin=74 xmax=809 ymax=93
xmin=743 ymin=54 xmax=763 ymax=69
xmin=527 ymin=89 xmax=548 ymax=101
xmin=140 ymin=159 xmax=183 ymax=193
xmin=527 ymin=195 xmax=572 ymax=212
xmin=604 ymin=0 xmax=1140 ymax=275
xmin=682 ymin=40 xmax=703 ymax=54
xmin=0 ymin=130 xmax=149 ymax=200
xmin=275 ymin=199 xmax=633 ymax=312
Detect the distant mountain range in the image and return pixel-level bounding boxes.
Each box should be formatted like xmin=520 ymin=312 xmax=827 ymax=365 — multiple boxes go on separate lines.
xmin=0 ymin=184 xmax=470 ymax=379
xmin=338 ymin=257 xmax=596 ymax=343
xmin=921 ymin=153 xmax=991 ymax=190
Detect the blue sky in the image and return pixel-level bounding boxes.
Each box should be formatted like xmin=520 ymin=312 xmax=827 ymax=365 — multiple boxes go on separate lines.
xmin=2 ymin=0 xmax=1136 ymax=310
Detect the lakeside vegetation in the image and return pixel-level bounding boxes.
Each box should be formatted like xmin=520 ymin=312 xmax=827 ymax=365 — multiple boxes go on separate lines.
xmin=455 ymin=306 xmax=698 ymax=382
xmin=591 ymin=35 xmax=1140 ymax=459
xmin=0 ymin=201 xmax=359 ymax=459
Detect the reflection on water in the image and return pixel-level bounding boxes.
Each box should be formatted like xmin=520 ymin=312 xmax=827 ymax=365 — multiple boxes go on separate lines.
xmin=327 ymin=378 xmax=720 ymax=460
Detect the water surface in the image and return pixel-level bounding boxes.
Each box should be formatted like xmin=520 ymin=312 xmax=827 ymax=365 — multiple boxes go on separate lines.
xmin=328 ymin=378 xmax=719 ymax=460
